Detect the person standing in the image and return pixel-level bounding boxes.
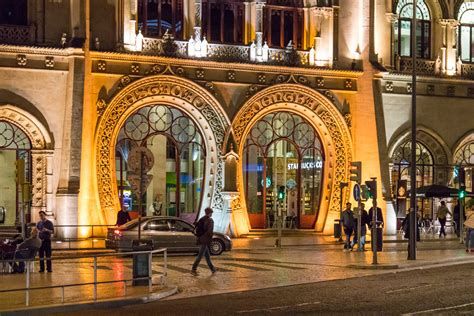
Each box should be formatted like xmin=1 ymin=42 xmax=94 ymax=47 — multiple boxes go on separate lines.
xmin=368 ymin=206 xmax=384 ymax=229
xmin=341 ymin=202 xmax=355 ymax=251
xmin=352 ymin=203 xmax=369 ymax=251
xmin=437 ymin=201 xmax=452 ymax=238
xmin=191 ymin=207 xmax=217 ymax=275
xmin=464 ymin=206 xmax=474 ymax=252
xmin=36 ymin=211 xmax=54 ymax=273
xmin=116 ymin=205 xmax=132 ymax=226
xmin=10 ymin=227 xmax=41 ymax=273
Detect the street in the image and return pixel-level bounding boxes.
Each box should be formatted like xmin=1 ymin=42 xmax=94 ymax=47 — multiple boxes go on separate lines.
xmin=62 ymin=260 xmax=474 ymax=315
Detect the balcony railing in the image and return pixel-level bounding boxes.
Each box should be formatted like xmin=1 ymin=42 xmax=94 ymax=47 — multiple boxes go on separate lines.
xmin=0 ymin=24 xmax=36 ymax=46
xmin=394 ymin=56 xmax=474 ymax=79
xmin=141 ymin=37 xmax=330 ymax=68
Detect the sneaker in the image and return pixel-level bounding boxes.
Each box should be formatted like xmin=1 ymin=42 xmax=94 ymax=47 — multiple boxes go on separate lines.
xmin=39 ymin=270 xmax=45 ymax=273
xmin=191 ymin=270 xmax=199 ymax=276
xmin=211 ymin=268 xmax=218 ymax=274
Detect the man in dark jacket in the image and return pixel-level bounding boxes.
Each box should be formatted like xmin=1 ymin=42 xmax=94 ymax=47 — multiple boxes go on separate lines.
xmin=341 ymin=202 xmax=355 ymax=251
xmin=352 ymin=203 xmax=370 ymax=251
xmin=191 ymin=207 xmax=217 ymax=275
xmin=36 ymin=211 xmax=54 ymax=272
xmin=368 ymin=206 xmax=384 ymax=229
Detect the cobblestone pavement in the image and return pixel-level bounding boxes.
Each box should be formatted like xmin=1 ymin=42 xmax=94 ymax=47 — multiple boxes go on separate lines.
xmin=0 ymin=233 xmax=471 ymax=312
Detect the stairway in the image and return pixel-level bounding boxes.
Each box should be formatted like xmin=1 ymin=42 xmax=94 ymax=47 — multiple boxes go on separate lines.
xmin=240 ymin=229 xmax=320 ymax=238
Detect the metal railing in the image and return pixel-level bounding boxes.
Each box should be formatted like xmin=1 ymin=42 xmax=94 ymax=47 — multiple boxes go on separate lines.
xmin=0 ymin=248 xmax=168 ymax=307
xmin=52 ymin=224 xmax=115 ymax=249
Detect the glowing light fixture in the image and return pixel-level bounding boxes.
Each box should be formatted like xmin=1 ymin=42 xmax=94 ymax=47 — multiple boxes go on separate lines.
xmin=135 ymin=29 xmax=143 ymax=51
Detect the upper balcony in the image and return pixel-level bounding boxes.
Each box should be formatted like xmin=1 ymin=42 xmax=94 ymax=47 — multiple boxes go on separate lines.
xmin=391 ymin=57 xmax=474 ymax=81
xmin=0 ymin=24 xmax=36 ymax=46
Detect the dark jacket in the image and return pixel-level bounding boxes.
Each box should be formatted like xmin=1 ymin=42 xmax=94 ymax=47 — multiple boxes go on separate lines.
xmin=37 ymin=219 xmax=54 ymax=241
xmin=196 ymin=216 xmax=214 ymax=245
xmin=17 ymin=236 xmax=41 ymax=250
xmin=116 ymin=210 xmax=132 ymax=226
xmin=368 ymin=207 xmax=384 ymax=228
xmin=355 ymin=210 xmax=370 ymax=233
xmin=402 ymin=212 xmax=420 ymax=241
xmin=341 ymin=210 xmax=355 ymax=229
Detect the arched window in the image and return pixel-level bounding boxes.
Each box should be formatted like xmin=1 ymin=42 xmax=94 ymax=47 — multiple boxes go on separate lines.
xmin=454 ymin=137 xmax=474 ymax=192
xmin=264 ymin=0 xmax=304 ymax=49
xmin=242 ymin=112 xmax=324 ymax=229
xmin=115 ymin=105 xmax=205 ymax=219
xmin=390 ymin=140 xmax=434 ymax=217
xmin=202 ymin=0 xmax=244 ymax=44
xmin=0 ymin=120 xmax=31 ymax=226
xmin=137 ymin=0 xmax=184 ymax=40
xmin=458 ymin=2 xmax=474 ymax=63
xmin=0 ymin=0 xmax=27 ymax=25
xmin=394 ymin=0 xmax=431 ymax=59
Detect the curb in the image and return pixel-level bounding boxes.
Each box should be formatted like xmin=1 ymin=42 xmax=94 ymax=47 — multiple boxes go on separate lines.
xmin=346 ymin=263 xmax=399 ymax=270
xmin=0 ymin=285 xmax=178 ymax=316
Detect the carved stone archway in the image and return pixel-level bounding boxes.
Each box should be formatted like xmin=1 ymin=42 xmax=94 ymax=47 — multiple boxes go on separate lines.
xmin=231 ymin=84 xmax=353 ymax=236
xmin=0 ymin=105 xmax=53 ymax=217
xmin=94 ymin=75 xmax=230 ymax=227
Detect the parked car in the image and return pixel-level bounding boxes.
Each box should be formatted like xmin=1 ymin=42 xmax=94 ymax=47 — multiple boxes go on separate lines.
xmin=105 ymin=216 xmax=232 ymax=255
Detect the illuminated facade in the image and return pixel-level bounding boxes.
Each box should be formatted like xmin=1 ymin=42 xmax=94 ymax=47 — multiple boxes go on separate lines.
xmin=0 ymin=0 xmax=473 ymax=238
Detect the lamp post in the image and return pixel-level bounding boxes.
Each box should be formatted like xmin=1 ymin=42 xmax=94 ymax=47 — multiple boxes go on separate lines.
xmin=408 ymin=0 xmax=418 ymax=260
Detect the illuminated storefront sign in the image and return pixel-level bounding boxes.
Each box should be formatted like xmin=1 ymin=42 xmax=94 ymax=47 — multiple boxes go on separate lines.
xmin=287 ymin=161 xmax=323 ymax=170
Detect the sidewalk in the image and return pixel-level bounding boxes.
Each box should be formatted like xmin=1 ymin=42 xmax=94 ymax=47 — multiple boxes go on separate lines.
xmin=0 ymin=233 xmax=469 ymax=314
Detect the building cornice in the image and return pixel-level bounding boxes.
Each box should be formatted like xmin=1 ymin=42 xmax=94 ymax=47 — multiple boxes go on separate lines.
xmin=0 ymin=45 xmax=84 ymax=57
xmin=90 ymin=51 xmax=363 ymax=79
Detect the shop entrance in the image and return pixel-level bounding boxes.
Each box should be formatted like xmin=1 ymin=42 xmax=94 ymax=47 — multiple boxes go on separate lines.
xmin=115 ymin=104 xmax=205 ymax=223
xmin=242 ymin=112 xmax=324 ymax=229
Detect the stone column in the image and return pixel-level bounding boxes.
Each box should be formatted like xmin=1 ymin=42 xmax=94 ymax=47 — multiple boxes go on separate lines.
xmin=116 ymin=0 xmax=125 ymax=49
xmin=255 ymin=2 xmax=265 ymax=56
xmin=194 ymin=0 xmax=202 ymax=41
xmin=244 ymin=2 xmax=251 ymax=44
xmin=385 ymin=13 xmax=398 ymax=67
xmin=31 ymin=151 xmax=52 ymax=223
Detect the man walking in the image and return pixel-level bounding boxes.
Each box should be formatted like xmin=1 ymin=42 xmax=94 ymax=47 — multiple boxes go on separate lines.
xmin=37 ymin=211 xmax=54 ymax=272
xmin=341 ymin=202 xmax=355 ymax=251
xmin=437 ymin=201 xmax=452 ymax=238
xmin=191 ymin=207 xmax=217 ymax=275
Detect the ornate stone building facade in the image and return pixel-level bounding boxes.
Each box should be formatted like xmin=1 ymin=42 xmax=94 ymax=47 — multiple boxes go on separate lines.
xmin=0 ymin=0 xmax=472 ymax=238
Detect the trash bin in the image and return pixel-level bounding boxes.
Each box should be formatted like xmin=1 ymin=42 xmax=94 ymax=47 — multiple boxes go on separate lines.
xmin=132 ymin=239 xmax=153 ymax=286
xmin=334 ymin=219 xmax=341 ymax=239
xmin=371 ymin=226 xmax=383 ymax=252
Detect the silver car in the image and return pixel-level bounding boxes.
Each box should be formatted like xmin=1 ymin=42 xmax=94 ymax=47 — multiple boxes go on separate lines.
xmin=105 ymin=216 xmax=232 ymax=255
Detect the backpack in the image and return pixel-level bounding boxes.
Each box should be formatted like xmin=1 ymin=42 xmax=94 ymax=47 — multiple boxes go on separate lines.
xmin=194 ymin=218 xmax=206 ymax=237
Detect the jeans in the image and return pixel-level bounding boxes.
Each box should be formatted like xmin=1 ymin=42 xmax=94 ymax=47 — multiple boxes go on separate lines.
xmin=465 ymin=228 xmax=474 ymax=250
xmin=192 ymin=244 xmax=215 ymax=271
xmin=352 ymin=227 xmax=367 ymax=249
xmin=39 ymin=239 xmax=52 ymax=272
xmin=439 ymin=218 xmax=447 ymax=236
xmin=343 ymin=227 xmax=353 ymax=249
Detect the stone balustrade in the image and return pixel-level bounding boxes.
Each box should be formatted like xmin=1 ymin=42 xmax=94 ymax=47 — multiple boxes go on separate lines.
xmin=0 ymin=24 xmax=36 ymax=45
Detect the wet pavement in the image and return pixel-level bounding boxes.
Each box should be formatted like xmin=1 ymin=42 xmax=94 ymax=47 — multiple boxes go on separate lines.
xmin=1 ymin=232 xmax=472 ymax=312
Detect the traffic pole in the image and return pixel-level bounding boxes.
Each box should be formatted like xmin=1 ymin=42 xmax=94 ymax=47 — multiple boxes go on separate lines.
xmin=371 ymin=177 xmax=378 ymax=265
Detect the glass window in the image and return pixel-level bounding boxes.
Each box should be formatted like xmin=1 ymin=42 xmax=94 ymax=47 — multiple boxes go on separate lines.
xmin=243 ymin=112 xmax=324 ymax=229
xmin=264 ymin=1 xmax=304 ymax=49
xmin=202 ymin=0 xmax=244 ymax=44
xmin=146 ymin=219 xmax=169 ymax=231
xmin=390 ymin=140 xmax=434 ymax=217
xmin=138 ymin=0 xmax=183 ymax=40
xmin=394 ymin=0 xmax=431 ymax=58
xmin=168 ymin=219 xmax=193 ymax=232
xmin=116 ymin=105 xmax=205 ymax=219
xmin=458 ymin=3 xmax=474 ymax=63
xmin=0 ymin=0 xmax=27 ymax=25
xmin=454 ymin=137 xmax=474 ymax=192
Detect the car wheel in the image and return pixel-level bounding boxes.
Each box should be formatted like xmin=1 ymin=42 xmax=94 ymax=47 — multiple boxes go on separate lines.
xmin=209 ymin=239 xmax=224 ymax=255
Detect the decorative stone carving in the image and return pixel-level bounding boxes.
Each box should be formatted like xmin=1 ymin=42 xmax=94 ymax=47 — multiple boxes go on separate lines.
xmin=257 ymin=73 xmax=266 ymax=83
xmin=232 ymin=84 xmax=353 ymax=228
xmin=316 ymin=77 xmax=325 ymax=88
xmin=196 ymin=69 xmax=205 ymax=79
xmin=17 ymin=54 xmax=27 ymax=66
xmin=344 ymin=79 xmax=353 ymax=89
xmin=406 ymin=83 xmax=412 ymax=93
xmin=96 ymin=98 xmax=107 ymax=116
xmin=45 ymin=56 xmax=55 ymax=69
xmin=130 ymin=63 xmax=140 ymax=74
xmin=385 ymin=81 xmax=394 ymax=92
xmin=227 ymin=71 xmax=236 ymax=81
xmin=97 ymin=60 xmax=106 ymax=72
xmin=95 ymin=76 xmax=230 ymax=224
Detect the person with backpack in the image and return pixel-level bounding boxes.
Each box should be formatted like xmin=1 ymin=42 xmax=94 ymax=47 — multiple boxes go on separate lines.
xmin=191 ymin=207 xmax=217 ymax=275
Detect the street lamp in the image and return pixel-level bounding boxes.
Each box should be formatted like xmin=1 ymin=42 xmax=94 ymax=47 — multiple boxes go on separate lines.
xmin=408 ymin=0 xmax=418 ymax=260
